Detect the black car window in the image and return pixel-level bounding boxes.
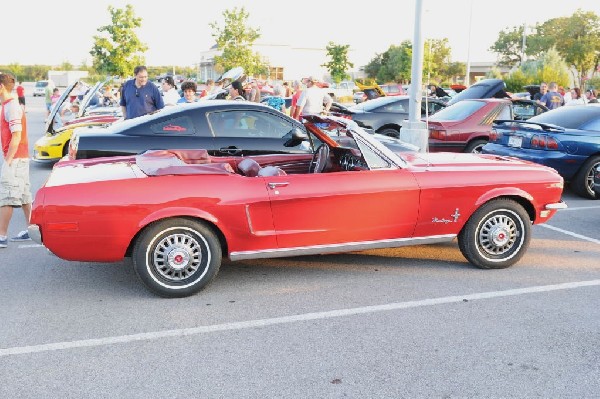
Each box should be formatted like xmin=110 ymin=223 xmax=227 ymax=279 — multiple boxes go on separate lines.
xmin=581 ymin=117 xmax=600 ymax=131
xmin=429 ymin=100 xmax=486 ymax=121
xmin=208 ymin=110 xmax=296 ymax=139
xmin=528 ymin=106 xmax=600 ymax=129
xmin=149 ymin=116 xmax=196 ymax=135
xmin=379 ymin=99 xmax=408 ymax=113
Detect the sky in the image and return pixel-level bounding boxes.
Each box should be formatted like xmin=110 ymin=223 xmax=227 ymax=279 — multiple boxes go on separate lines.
xmin=4 ymin=0 xmax=599 ymax=69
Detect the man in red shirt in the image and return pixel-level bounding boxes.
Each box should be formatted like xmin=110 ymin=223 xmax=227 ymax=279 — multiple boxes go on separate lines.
xmin=0 ymin=73 xmax=32 ymax=247
xmin=16 ymin=81 xmax=25 ymax=111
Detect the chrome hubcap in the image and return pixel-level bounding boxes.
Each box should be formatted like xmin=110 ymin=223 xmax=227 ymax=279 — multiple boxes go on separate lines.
xmin=479 ymin=214 xmax=517 ymax=256
xmin=153 ymin=233 xmax=202 ymax=281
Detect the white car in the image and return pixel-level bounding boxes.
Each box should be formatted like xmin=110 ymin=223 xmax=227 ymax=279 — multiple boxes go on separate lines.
xmin=33 ymin=80 xmax=49 ymax=97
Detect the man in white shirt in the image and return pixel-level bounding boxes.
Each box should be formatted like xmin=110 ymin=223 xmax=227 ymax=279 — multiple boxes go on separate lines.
xmin=293 ymin=76 xmax=332 ymax=119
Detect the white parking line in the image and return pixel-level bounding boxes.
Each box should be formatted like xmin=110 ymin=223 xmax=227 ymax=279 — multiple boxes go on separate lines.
xmin=539 ymin=224 xmax=600 ymax=244
xmin=1 ymin=279 xmax=599 ymax=358
xmin=559 ymin=205 xmax=600 ymax=212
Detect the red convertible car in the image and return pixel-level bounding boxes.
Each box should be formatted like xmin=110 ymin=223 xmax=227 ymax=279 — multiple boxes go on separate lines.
xmin=28 ymin=115 xmax=566 ymax=298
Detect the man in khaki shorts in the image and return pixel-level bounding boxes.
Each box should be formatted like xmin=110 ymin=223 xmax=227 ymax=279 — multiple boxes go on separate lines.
xmin=0 ymin=72 xmax=32 ymax=248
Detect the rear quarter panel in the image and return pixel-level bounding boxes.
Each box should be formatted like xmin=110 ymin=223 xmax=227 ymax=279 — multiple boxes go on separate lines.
xmin=33 ymin=173 xmax=276 ymax=262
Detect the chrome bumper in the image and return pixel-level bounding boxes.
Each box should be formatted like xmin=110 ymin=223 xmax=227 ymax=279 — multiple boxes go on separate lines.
xmin=27 ymin=224 xmax=42 ymax=245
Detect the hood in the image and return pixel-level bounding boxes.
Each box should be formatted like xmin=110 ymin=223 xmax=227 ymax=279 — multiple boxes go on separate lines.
xmin=45 ymin=81 xmax=79 ymax=134
xmin=446 ymin=79 xmax=506 ymax=106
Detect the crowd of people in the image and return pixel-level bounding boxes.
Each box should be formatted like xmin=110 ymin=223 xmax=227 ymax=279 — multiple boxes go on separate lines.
xmin=535 ymin=81 xmax=598 ymax=109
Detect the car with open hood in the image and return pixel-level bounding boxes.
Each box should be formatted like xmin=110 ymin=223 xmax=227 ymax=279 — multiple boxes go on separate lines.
xmin=29 ymin=112 xmax=566 ymax=297
xmin=33 ymin=77 xmax=122 ymax=162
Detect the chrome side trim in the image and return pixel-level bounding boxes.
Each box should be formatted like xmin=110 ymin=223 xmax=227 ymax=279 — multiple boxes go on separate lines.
xmin=27 ymin=224 xmax=42 ymax=245
xmin=545 ymin=201 xmax=568 ymax=210
xmin=229 ymin=234 xmax=456 ymax=261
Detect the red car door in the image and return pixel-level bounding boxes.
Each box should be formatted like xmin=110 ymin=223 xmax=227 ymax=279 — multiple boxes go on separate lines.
xmin=264 ymin=169 xmax=421 ymax=248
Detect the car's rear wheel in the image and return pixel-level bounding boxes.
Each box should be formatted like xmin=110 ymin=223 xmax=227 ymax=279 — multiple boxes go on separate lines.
xmin=62 ymin=140 xmax=70 ymax=157
xmin=571 ymin=155 xmax=600 ymax=199
xmin=458 ymin=199 xmax=531 ymax=269
xmin=133 ymin=218 xmax=222 ymax=298
xmin=465 ymin=139 xmax=487 ymax=154
xmin=378 ymin=128 xmax=400 ymax=138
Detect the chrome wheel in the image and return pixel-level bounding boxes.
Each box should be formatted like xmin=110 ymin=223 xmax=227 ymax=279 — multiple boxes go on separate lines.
xmin=153 ymin=232 xmax=204 ymax=281
xmin=478 ymin=213 xmax=518 ymax=257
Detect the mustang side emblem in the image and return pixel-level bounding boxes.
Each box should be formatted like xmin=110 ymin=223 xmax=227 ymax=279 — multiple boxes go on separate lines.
xmin=432 ymin=208 xmax=461 ymax=224
xmin=163 ymin=124 xmax=187 ymax=132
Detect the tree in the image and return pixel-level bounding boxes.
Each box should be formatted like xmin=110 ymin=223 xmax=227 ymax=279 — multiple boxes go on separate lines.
xmin=489 ymin=25 xmax=526 ymax=67
xmin=209 ymin=7 xmax=267 ymax=77
xmin=538 ymin=10 xmax=600 ymax=88
xmin=491 ymin=10 xmax=600 ymax=88
xmin=321 ymin=42 xmax=354 ymax=83
xmin=364 ymin=41 xmax=412 ymax=83
xmin=89 ymin=5 xmax=147 ymax=78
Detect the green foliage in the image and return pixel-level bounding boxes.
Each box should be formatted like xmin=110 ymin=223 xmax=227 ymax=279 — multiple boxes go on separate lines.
xmin=504 ymin=48 xmax=571 ymax=92
xmin=491 ymin=10 xmax=600 ymax=88
xmin=489 ymin=25 xmax=525 ymax=66
xmin=321 ymin=42 xmax=354 ymax=83
xmin=364 ymin=41 xmax=412 ymax=83
xmin=209 ymin=7 xmax=268 ymax=77
xmin=504 ymin=69 xmax=528 ymax=93
xmin=89 ymin=5 xmax=148 ymax=78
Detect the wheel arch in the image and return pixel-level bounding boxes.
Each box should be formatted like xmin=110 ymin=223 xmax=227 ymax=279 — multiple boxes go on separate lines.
xmin=473 ymin=190 xmax=536 ymax=222
xmin=124 ymin=211 xmax=228 ymax=258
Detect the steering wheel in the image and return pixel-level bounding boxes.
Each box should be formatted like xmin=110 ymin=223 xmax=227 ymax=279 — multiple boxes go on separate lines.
xmin=309 ymin=144 xmax=330 ymax=173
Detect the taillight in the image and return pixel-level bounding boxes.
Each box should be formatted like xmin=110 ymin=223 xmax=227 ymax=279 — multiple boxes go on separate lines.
xmin=429 ymin=129 xmax=446 ymax=139
xmin=531 ymin=134 xmax=558 ymax=150
xmin=490 ymin=129 xmax=502 ymax=142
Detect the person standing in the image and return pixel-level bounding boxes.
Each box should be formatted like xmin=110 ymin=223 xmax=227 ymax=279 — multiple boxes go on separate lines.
xmin=161 ymin=76 xmax=180 ymax=106
xmin=586 ymin=89 xmax=598 ymax=103
xmin=539 ymin=82 xmax=564 ymax=110
xmin=565 ymin=87 xmax=586 ymax=106
xmin=293 ymin=76 xmax=332 ymax=119
xmin=533 ymin=82 xmax=547 ymax=102
xmin=290 ymin=80 xmax=304 ymax=121
xmin=177 ymin=81 xmax=200 ymax=104
xmin=44 ymin=80 xmax=55 ymax=117
xmin=0 ymin=73 xmax=32 ymax=247
xmin=247 ymin=80 xmax=260 ymax=102
xmin=16 ymin=81 xmax=25 ymax=111
xmin=229 ymin=81 xmax=246 ymax=101
xmin=265 ymin=85 xmax=287 ymax=113
xmin=120 ymin=65 xmax=164 ymax=119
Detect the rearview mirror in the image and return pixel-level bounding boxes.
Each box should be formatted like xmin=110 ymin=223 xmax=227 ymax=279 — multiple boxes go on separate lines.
xmin=283 ymin=127 xmax=308 ymax=147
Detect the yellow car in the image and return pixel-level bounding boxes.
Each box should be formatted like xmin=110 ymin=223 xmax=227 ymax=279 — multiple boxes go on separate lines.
xmin=33 ymin=78 xmax=122 ymax=163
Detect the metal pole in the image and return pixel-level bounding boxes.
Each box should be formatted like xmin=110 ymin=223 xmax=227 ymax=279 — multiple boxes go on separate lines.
xmin=401 ymin=0 xmax=428 ymax=152
xmin=465 ymin=0 xmax=473 ymax=86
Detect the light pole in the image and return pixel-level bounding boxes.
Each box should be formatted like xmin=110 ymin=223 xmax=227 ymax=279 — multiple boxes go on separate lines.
xmin=465 ymin=0 xmax=473 ymax=86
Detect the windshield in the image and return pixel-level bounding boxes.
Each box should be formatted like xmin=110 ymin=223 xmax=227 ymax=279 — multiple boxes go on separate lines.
xmin=428 ymin=100 xmax=486 ymax=121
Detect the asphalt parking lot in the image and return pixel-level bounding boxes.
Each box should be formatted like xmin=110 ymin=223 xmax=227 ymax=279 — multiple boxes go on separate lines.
xmin=0 ymin=91 xmax=598 ymax=398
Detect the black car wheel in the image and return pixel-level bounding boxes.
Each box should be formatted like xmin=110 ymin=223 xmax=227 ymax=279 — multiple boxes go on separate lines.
xmin=378 ymin=128 xmax=400 ymax=138
xmin=465 ymin=139 xmax=487 ymax=154
xmin=133 ymin=218 xmax=222 ymax=298
xmin=458 ymin=199 xmax=531 ymax=269
xmin=572 ymin=155 xmax=600 ymax=200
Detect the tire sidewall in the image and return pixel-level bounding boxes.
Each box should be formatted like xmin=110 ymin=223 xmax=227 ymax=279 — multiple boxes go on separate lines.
xmin=459 ymin=199 xmax=531 ymax=269
xmin=133 ymin=219 xmax=221 ymax=298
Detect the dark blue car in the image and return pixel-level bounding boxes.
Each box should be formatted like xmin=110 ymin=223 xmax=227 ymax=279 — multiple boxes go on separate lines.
xmin=482 ymin=105 xmax=600 ymax=199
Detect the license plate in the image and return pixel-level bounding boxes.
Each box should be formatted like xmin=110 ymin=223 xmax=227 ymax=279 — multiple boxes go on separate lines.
xmin=508 ymin=136 xmax=522 ymax=148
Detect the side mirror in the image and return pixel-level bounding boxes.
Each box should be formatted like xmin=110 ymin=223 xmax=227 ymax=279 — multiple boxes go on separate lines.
xmin=283 ymin=127 xmax=308 ymax=147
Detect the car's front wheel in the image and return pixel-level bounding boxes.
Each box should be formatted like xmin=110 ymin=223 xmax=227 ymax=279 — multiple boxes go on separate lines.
xmin=133 ymin=218 xmax=222 ymax=298
xmin=458 ymin=199 xmax=531 ymax=269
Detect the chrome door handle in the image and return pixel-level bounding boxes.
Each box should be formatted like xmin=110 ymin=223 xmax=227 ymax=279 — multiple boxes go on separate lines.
xmin=268 ymin=182 xmax=289 ymax=189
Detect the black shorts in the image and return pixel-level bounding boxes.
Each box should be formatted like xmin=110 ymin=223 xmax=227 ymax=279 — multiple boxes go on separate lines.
xmin=18 ymin=96 xmax=25 ymax=105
